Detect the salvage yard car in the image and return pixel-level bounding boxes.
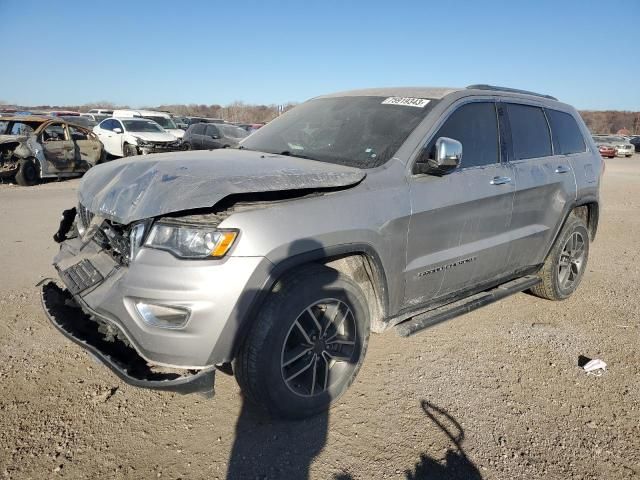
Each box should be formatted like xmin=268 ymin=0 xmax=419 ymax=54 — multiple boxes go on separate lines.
xmin=593 ymin=135 xmax=634 ymax=157
xmin=0 ymin=116 xmax=104 ymax=186
xmin=42 ymin=85 xmax=602 ymax=419
xmin=181 ymin=122 xmax=248 ymax=150
xmin=93 ymin=117 xmax=182 ymax=157
xmin=112 ymin=109 xmax=186 ymax=139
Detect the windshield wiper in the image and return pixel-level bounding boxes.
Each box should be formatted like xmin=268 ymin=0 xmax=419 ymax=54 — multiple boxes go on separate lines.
xmin=278 ymin=150 xmax=316 ymax=161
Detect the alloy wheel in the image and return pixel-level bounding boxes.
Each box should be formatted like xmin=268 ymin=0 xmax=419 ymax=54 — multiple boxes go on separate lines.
xmin=558 ymin=231 xmax=586 ymax=290
xmin=280 ymin=298 xmax=357 ymax=397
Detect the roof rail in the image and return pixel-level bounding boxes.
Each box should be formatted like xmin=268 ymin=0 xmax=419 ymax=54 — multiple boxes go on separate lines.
xmin=466 ymin=84 xmax=558 ymax=101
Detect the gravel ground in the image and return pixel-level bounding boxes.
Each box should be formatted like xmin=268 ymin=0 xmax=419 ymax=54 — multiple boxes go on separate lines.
xmin=0 ymin=157 xmax=639 ymax=479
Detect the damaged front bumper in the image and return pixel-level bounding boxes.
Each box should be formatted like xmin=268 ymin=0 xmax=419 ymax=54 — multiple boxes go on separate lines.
xmin=41 ymin=280 xmax=216 ymax=395
xmin=137 ymin=142 xmax=182 ymax=155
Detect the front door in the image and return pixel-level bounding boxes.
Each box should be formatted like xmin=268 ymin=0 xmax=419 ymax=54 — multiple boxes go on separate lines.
xmin=40 ymin=122 xmax=75 ymax=173
xmin=404 ymin=100 xmax=515 ymax=306
xmin=203 ymin=124 xmax=222 ymax=149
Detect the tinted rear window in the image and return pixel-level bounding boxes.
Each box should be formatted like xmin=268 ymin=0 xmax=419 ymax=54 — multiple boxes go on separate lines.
xmin=547 ymin=110 xmax=586 ymax=155
xmin=507 ymin=103 xmax=552 ymax=160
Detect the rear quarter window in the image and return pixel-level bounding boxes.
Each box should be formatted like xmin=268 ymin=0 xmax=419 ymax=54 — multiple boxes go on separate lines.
xmin=546 ymin=109 xmax=586 ymax=155
xmin=507 ymin=103 xmax=552 ymax=160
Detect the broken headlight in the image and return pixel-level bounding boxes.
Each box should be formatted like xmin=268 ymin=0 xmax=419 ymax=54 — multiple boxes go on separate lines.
xmin=144 ymin=223 xmax=238 ymax=259
xmin=129 ymin=223 xmax=146 ymax=261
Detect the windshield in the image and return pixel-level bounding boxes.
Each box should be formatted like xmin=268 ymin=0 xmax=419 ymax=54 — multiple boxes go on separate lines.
xmin=143 ymin=116 xmax=177 ymax=130
xmin=123 ymin=119 xmax=164 ymax=133
xmin=221 ymin=124 xmax=249 ymax=139
xmin=240 ymin=96 xmax=435 ymax=168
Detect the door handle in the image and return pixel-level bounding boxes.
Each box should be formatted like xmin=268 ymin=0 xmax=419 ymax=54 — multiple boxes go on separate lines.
xmin=555 ymin=165 xmax=570 ymax=174
xmin=490 ymin=176 xmax=512 ymax=185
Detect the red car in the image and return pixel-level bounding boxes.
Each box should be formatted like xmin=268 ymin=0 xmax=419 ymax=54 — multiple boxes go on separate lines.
xmin=598 ymin=145 xmax=616 ymax=158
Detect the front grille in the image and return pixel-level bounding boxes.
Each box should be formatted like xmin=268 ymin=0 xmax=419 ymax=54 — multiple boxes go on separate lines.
xmin=59 ymin=259 xmax=104 ymax=295
xmin=78 ymin=203 xmax=131 ymax=265
xmin=78 ymin=203 xmax=94 ymax=230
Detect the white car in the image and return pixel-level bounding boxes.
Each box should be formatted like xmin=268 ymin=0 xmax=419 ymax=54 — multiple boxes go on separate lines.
xmin=93 ymin=117 xmax=182 ymax=157
xmin=88 ymin=108 xmax=114 ymax=116
xmin=112 ymin=109 xmax=185 ymax=139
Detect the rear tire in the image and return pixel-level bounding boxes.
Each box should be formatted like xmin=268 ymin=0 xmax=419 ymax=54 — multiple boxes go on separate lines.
xmin=530 ymin=214 xmax=589 ymax=300
xmin=234 ymin=264 xmax=370 ymax=419
xmin=15 ymin=158 xmax=40 ymax=186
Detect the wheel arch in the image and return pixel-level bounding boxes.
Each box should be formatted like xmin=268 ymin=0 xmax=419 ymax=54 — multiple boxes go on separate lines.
xmin=217 ymin=244 xmax=390 ymax=365
xmin=266 ymin=244 xmax=389 ymax=332
xmin=542 ymin=198 xmax=599 ymax=262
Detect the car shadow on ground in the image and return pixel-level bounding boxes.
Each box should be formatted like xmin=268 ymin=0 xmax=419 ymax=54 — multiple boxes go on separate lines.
xmin=226 ymin=397 xmax=329 ymax=479
xmin=226 ymin=398 xmax=481 ymax=479
xmin=225 ymin=238 xmax=480 ymax=479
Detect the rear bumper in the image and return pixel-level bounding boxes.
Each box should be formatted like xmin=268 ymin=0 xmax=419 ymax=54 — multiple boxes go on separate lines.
xmin=616 ymin=150 xmax=633 ymax=156
xmin=41 ymin=280 xmax=216 ymax=395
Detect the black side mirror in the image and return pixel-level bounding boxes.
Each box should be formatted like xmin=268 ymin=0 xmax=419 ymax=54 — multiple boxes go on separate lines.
xmin=414 ymin=137 xmax=462 ymax=176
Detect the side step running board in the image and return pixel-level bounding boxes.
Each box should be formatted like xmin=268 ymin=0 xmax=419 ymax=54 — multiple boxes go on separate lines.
xmin=395 ymin=275 xmax=541 ymax=337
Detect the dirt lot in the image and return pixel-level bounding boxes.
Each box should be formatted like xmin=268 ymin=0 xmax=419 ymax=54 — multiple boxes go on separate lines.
xmin=0 ymin=157 xmax=639 ymax=480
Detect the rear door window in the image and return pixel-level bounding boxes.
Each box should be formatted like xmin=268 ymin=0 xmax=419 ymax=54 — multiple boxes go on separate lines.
xmin=427 ymin=101 xmax=499 ymax=168
xmin=546 ymin=109 xmax=586 ymax=155
xmin=69 ymin=125 xmax=88 ymax=141
xmin=506 ymin=103 xmax=552 ymax=160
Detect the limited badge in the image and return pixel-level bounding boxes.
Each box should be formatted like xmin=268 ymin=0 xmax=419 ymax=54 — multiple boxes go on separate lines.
xmin=381 ymin=97 xmax=430 ymax=108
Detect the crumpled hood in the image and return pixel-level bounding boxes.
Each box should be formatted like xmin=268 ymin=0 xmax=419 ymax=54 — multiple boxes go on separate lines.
xmin=78 ymin=149 xmax=365 ymax=224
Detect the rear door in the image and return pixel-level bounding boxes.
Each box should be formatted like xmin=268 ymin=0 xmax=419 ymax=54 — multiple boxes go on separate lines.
xmin=40 ymin=122 xmax=75 ymax=172
xmin=404 ymin=100 xmax=516 ymax=306
xmin=502 ymin=102 xmax=577 ymax=271
xmin=68 ymin=124 xmax=102 ymax=170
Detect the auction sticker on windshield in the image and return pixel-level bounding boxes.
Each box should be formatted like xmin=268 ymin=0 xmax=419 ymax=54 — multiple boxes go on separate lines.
xmin=381 ymin=97 xmax=430 ymax=108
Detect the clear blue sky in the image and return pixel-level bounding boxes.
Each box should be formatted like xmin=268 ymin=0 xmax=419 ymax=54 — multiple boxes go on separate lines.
xmin=1 ymin=0 xmax=638 ymax=110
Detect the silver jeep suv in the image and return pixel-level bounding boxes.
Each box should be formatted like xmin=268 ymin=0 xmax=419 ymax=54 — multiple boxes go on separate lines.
xmin=42 ymin=85 xmax=602 ymax=418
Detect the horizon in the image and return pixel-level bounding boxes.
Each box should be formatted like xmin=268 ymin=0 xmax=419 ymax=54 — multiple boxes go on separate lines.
xmin=1 ymin=0 xmax=639 ymax=110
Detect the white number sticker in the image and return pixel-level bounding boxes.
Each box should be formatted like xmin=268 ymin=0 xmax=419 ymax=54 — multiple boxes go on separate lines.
xmin=381 ymin=97 xmax=430 ymax=108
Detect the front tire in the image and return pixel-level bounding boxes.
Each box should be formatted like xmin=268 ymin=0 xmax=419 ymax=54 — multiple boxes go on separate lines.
xmin=15 ymin=158 xmax=40 ymax=186
xmin=235 ymin=264 xmax=370 ymax=419
xmin=122 ymin=143 xmax=138 ymax=157
xmin=530 ymin=214 xmax=589 ymax=300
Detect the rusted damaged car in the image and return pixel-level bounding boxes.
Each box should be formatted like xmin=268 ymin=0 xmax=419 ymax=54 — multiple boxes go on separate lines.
xmin=0 ymin=116 xmax=104 ymax=186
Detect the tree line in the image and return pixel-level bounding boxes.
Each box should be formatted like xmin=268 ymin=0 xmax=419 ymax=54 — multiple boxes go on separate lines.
xmin=3 ymin=100 xmax=639 ymax=134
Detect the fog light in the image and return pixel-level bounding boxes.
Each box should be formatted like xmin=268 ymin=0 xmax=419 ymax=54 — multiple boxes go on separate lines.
xmin=134 ymin=301 xmax=190 ymax=329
